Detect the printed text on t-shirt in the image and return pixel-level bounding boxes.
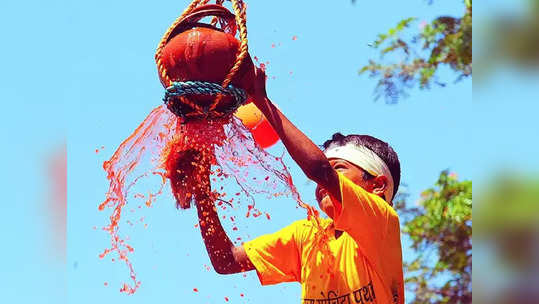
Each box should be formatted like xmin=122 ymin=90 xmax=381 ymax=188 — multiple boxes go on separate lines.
xmin=302 ymin=281 xmax=376 ymax=304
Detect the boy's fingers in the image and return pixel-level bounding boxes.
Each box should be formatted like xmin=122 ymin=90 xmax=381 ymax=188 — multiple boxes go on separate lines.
xmin=252 ymin=67 xmax=264 ymax=90
xmin=259 ymin=68 xmax=268 ymax=85
xmin=255 ymin=66 xmax=266 ymax=78
xmin=253 ymin=67 xmax=261 ymax=82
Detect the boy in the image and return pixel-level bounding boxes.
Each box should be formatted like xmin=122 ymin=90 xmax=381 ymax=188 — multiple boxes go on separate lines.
xmin=195 ymin=67 xmax=404 ymax=303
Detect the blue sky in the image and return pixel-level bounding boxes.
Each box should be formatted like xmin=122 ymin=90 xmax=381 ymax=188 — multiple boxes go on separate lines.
xmin=3 ymin=0 xmax=531 ymax=303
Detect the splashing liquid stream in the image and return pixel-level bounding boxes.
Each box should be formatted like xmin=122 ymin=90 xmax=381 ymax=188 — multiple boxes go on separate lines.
xmin=100 ymin=105 xmax=329 ymax=294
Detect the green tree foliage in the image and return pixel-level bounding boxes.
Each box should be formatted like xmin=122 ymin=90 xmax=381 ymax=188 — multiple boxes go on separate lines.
xmin=359 ymin=0 xmax=472 ymax=103
xmin=476 ymin=0 xmax=539 ymax=80
xmin=474 ymin=174 xmax=539 ymax=303
xmin=394 ymin=171 xmax=472 ymax=303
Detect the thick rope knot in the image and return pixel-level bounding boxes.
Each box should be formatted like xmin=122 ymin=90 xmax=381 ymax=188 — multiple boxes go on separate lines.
xmin=163 ymin=81 xmax=247 ymax=119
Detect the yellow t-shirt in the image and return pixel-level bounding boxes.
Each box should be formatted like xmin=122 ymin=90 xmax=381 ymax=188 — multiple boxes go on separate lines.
xmin=243 ymin=173 xmax=404 ymax=304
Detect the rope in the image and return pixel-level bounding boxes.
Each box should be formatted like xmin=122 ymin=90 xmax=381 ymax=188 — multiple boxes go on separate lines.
xmin=209 ymin=0 xmax=249 ymax=111
xmin=211 ymin=0 xmax=226 ymax=27
xmin=221 ymin=0 xmax=248 ymax=89
xmin=164 ymin=81 xmax=247 ymax=119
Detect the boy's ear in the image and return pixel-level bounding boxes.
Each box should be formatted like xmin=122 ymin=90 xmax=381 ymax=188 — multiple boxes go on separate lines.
xmin=371 ymin=175 xmax=388 ymax=197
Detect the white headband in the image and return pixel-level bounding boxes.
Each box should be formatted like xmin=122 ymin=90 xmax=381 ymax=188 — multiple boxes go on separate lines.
xmin=325 ymin=144 xmax=394 ymax=203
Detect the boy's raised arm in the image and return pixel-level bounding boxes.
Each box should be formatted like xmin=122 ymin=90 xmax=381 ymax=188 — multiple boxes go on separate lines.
xmin=197 ymin=67 xmax=342 ymax=275
xmin=249 ymin=67 xmax=342 ymax=204
xmin=195 ymin=189 xmax=255 ymax=274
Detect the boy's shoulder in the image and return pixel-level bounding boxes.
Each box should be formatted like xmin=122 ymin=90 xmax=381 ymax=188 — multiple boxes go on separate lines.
xmin=288 ymin=218 xmax=334 ymax=234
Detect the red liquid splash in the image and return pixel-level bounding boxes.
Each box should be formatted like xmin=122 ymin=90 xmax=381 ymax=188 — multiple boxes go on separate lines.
xmin=100 ymin=105 xmax=322 ymax=294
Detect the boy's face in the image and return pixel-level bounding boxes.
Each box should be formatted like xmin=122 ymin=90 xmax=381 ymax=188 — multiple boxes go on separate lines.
xmin=315 ymin=158 xmax=373 ymax=219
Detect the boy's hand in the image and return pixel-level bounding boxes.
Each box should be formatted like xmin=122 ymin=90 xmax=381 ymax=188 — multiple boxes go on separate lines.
xmin=251 ymin=66 xmax=268 ymax=102
xmin=245 ymin=65 xmax=343 ymax=206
